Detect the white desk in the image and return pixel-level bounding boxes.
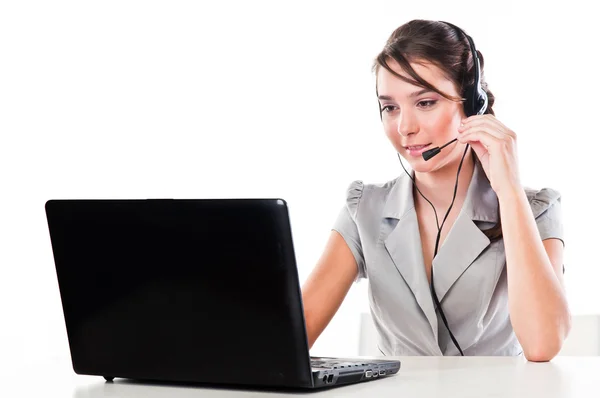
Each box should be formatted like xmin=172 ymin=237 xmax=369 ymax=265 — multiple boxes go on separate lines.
xmin=6 ymin=356 xmax=600 ymax=397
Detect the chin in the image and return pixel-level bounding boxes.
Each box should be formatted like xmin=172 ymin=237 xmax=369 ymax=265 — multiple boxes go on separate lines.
xmin=399 ymin=152 xmax=433 ymax=173
xmin=410 ymin=161 xmax=438 ymax=174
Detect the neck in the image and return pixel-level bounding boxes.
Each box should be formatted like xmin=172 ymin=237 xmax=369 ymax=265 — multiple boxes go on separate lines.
xmin=413 ymin=147 xmax=476 ymax=211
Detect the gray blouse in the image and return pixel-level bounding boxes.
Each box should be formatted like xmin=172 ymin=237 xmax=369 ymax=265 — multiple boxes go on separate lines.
xmin=332 ymin=161 xmax=564 ymax=356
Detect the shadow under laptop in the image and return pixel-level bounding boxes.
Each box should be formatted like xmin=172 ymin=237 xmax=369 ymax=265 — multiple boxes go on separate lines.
xmin=72 ymin=376 xmax=366 ymax=397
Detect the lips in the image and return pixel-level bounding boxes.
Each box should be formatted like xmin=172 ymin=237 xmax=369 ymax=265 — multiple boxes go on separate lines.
xmin=404 ymin=143 xmax=432 ymax=157
xmin=405 ymin=144 xmax=430 ymax=150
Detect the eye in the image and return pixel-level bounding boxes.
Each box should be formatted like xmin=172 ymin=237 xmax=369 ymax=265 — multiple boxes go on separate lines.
xmin=417 ymin=100 xmax=437 ymax=108
xmin=381 ymin=105 xmax=397 ymax=113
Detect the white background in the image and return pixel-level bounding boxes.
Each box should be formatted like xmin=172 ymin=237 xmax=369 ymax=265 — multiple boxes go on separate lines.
xmin=1 ymin=0 xmax=598 ymax=368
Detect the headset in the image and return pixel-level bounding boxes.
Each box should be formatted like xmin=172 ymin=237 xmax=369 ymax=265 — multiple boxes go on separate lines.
xmin=421 ymin=21 xmax=489 ymax=160
xmin=378 ymin=21 xmax=488 ymax=356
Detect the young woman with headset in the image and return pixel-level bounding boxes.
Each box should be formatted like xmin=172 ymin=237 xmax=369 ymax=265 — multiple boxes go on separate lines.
xmin=301 ymin=19 xmax=570 ymax=362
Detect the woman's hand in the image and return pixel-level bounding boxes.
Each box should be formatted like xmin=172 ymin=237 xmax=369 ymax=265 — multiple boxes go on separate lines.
xmin=457 ymin=114 xmax=521 ymax=198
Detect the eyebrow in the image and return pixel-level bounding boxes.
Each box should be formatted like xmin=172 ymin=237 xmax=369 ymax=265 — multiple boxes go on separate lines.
xmin=378 ymin=89 xmax=433 ymax=101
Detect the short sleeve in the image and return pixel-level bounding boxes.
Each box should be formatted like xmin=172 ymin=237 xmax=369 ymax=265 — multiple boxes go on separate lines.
xmin=528 ymin=188 xmax=564 ymax=246
xmin=332 ymin=180 xmax=367 ymax=281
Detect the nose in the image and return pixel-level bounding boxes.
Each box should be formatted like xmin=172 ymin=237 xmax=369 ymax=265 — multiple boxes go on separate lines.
xmin=397 ymin=111 xmax=418 ymax=137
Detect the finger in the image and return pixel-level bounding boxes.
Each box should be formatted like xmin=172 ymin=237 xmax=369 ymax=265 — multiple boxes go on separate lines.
xmin=469 ymin=141 xmax=489 ymax=162
xmin=461 ymin=116 xmax=515 ymax=139
xmin=458 ymin=129 xmax=503 ymax=150
xmin=459 ymin=123 xmax=505 ymax=140
xmin=462 ymin=114 xmax=497 ymax=125
xmin=460 ymin=116 xmax=501 ymax=132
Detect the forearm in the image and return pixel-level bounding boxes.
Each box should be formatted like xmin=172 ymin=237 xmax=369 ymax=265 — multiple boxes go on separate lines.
xmin=499 ymin=188 xmax=571 ymax=361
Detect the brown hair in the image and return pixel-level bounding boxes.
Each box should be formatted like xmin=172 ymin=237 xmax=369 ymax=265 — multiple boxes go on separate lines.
xmin=374 ymin=19 xmax=502 ymax=241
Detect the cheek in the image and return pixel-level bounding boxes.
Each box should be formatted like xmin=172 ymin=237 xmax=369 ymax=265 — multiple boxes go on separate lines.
xmin=381 ymin=107 xmax=458 ymax=141
xmin=382 ymin=122 xmax=405 ymax=153
xmin=381 ymin=118 xmax=394 ymax=136
xmin=383 ymin=122 xmax=402 ymax=145
xmin=384 ymin=123 xmax=395 ymax=139
xmin=427 ymin=110 xmax=457 ymax=138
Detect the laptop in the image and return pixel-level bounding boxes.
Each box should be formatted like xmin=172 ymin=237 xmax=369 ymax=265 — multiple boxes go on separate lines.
xmin=45 ymin=198 xmax=400 ymax=389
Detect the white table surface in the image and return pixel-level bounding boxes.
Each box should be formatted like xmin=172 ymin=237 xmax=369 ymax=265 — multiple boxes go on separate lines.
xmin=6 ymin=356 xmax=600 ymax=397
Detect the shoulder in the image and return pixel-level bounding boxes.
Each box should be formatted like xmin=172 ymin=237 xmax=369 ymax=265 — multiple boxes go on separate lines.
xmin=343 ymin=175 xmax=406 ymax=218
xmin=523 ymin=186 xmax=562 ymax=219
xmin=523 ymin=186 xmax=564 ymax=244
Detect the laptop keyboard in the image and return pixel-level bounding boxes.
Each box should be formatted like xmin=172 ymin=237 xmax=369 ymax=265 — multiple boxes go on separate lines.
xmin=310 ymin=358 xmax=371 ymax=369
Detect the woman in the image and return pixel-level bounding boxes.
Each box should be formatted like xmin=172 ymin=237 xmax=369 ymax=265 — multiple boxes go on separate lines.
xmin=301 ymin=19 xmax=570 ymax=362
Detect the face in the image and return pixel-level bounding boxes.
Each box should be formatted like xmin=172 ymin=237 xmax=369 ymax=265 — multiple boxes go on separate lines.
xmin=377 ymin=58 xmax=468 ymax=174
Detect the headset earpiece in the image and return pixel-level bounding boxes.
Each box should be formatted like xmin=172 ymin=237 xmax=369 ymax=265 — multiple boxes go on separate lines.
xmin=461 ymin=38 xmax=488 ymax=117
xmin=463 ymin=83 xmax=488 ymax=117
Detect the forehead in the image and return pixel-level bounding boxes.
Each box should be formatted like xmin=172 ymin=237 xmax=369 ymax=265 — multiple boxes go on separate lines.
xmin=377 ymin=58 xmax=457 ymax=98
